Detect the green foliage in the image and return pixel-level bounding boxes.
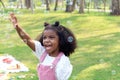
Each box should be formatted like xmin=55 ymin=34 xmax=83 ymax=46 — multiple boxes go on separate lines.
xmin=1 ymin=9 xmax=120 ymax=80
xmin=35 ymin=1 xmax=42 ymax=6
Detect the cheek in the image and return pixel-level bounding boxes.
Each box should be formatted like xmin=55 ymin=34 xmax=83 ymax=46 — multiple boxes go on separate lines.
xmin=55 ymin=39 xmax=59 ymax=47
xmin=42 ymin=40 xmax=47 ymax=46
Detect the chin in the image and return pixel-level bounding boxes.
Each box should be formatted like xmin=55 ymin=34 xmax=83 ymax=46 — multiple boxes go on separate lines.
xmin=45 ymin=50 xmax=51 ymax=54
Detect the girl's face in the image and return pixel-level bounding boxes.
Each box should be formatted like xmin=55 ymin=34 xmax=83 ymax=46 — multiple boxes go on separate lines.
xmin=43 ymin=29 xmax=59 ymax=56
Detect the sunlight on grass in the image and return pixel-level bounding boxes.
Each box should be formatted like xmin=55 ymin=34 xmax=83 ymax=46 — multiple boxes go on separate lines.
xmin=76 ymin=63 xmax=111 ymax=79
xmin=76 ymin=27 xmax=120 ymax=39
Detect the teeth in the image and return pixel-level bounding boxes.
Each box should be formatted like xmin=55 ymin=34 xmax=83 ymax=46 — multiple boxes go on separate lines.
xmin=46 ymin=46 xmax=51 ymax=50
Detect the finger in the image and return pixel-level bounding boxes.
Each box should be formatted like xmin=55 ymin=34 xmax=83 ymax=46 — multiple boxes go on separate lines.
xmin=10 ymin=12 xmax=15 ymax=19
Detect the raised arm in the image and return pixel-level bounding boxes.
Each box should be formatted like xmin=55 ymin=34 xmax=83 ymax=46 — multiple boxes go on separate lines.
xmin=10 ymin=13 xmax=35 ymax=51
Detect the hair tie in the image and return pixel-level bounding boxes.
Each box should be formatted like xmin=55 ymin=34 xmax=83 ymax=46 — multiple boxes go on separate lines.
xmin=44 ymin=22 xmax=51 ymax=27
xmin=54 ymin=21 xmax=59 ymax=26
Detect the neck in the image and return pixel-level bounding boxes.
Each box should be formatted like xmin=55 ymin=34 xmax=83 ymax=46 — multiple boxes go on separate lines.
xmin=49 ymin=51 xmax=59 ymax=57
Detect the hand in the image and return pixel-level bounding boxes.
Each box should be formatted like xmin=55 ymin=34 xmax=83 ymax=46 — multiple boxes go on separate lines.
xmin=9 ymin=13 xmax=18 ymax=28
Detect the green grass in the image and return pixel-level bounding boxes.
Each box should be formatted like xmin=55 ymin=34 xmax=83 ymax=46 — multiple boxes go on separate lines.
xmin=1 ymin=9 xmax=120 ymax=80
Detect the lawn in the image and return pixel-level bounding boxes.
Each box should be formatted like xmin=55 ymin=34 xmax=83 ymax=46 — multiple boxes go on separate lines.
xmin=1 ymin=9 xmax=120 ymax=80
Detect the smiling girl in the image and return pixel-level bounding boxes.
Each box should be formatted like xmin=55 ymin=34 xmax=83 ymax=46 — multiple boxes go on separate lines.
xmin=10 ymin=13 xmax=77 ymax=80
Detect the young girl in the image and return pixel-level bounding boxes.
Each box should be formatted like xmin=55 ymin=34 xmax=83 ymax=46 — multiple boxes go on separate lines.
xmin=10 ymin=13 xmax=77 ymax=80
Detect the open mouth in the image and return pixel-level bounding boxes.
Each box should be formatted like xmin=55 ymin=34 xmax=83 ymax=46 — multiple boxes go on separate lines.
xmin=44 ymin=45 xmax=52 ymax=51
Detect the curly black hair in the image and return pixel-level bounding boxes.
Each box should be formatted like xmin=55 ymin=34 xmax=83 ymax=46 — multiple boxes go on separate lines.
xmin=37 ymin=21 xmax=77 ymax=57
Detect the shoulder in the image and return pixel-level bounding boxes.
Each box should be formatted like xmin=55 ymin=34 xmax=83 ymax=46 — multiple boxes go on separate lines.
xmin=55 ymin=54 xmax=73 ymax=80
xmin=33 ymin=40 xmax=45 ymax=59
xmin=33 ymin=40 xmax=41 ymax=45
xmin=57 ymin=54 xmax=72 ymax=69
xmin=59 ymin=54 xmax=71 ymax=65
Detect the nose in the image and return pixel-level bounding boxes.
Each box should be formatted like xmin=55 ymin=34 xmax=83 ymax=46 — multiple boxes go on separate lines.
xmin=44 ymin=37 xmax=50 ymax=43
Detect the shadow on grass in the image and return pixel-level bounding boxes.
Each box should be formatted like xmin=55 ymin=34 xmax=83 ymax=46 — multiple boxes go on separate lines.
xmin=70 ymin=32 xmax=120 ymax=80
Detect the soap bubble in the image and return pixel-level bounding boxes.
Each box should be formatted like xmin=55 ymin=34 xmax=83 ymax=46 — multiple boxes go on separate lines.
xmin=117 ymin=64 xmax=120 ymax=66
xmin=66 ymin=20 xmax=72 ymax=26
xmin=67 ymin=36 xmax=73 ymax=43
xmin=99 ymin=59 xmax=104 ymax=64
xmin=111 ymin=70 xmax=116 ymax=75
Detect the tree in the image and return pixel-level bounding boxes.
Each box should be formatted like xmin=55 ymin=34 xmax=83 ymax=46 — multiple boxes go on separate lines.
xmin=17 ymin=0 xmax=23 ymax=8
xmin=79 ymin=0 xmax=84 ymax=13
xmin=0 ymin=0 xmax=5 ymax=8
xmin=85 ymin=0 xmax=91 ymax=13
xmin=45 ymin=0 xmax=50 ymax=10
xmin=65 ymin=0 xmax=72 ymax=12
xmin=25 ymin=0 xmax=31 ymax=9
xmin=102 ymin=0 xmax=107 ymax=12
xmin=71 ymin=0 xmax=77 ymax=11
xmin=54 ymin=0 xmax=58 ymax=11
xmin=111 ymin=0 xmax=120 ymax=15
xmin=30 ymin=0 xmax=34 ymax=13
xmin=24 ymin=0 xmax=34 ymax=13
xmin=93 ymin=0 xmax=98 ymax=9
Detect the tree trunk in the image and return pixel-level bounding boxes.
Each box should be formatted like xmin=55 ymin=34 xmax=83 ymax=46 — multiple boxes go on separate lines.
xmin=20 ymin=0 xmax=23 ymax=8
xmin=111 ymin=0 xmax=120 ymax=15
xmin=79 ymin=0 xmax=84 ymax=13
xmin=85 ymin=0 xmax=90 ymax=13
xmin=71 ymin=0 xmax=76 ymax=11
xmin=31 ymin=0 xmax=34 ymax=13
xmin=25 ymin=0 xmax=31 ymax=9
xmin=0 ymin=0 xmax=5 ymax=8
xmin=94 ymin=0 xmax=98 ymax=9
xmin=102 ymin=0 xmax=107 ymax=12
xmin=54 ymin=0 xmax=58 ymax=11
xmin=65 ymin=0 xmax=72 ymax=12
xmin=24 ymin=0 xmax=34 ymax=13
xmin=17 ymin=0 xmax=23 ymax=8
xmin=45 ymin=0 xmax=50 ymax=10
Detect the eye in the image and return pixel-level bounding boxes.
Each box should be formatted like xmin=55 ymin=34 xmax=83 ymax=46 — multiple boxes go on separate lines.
xmin=49 ymin=36 xmax=55 ymax=39
xmin=43 ymin=36 xmax=47 ymax=39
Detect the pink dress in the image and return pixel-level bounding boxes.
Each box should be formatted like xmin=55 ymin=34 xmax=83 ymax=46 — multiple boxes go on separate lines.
xmin=37 ymin=51 xmax=63 ymax=80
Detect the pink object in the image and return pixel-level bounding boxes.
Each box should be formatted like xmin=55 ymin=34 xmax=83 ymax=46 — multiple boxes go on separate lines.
xmin=37 ymin=52 xmax=63 ymax=80
xmin=3 ymin=58 xmax=13 ymax=64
